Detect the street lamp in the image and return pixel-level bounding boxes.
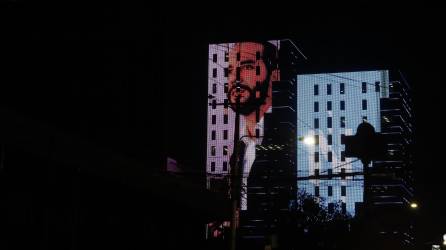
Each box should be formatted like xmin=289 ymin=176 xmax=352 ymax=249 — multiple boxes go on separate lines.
xmin=410 ymin=202 xmax=418 ymax=209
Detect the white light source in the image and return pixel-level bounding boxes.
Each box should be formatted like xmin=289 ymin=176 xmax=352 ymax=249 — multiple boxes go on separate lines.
xmin=410 ymin=202 xmax=418 ymax=209
xmin=303 ymin=136 xmax=316 ymax=145
xmin=443 ymin=234 xmax=446 ymax=241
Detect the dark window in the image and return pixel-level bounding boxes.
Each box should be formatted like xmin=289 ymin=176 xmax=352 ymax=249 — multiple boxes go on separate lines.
xmin=223 ymin=146 xmax=228 ymax=155
xmin=362 ymin=116 xmax=367 ymax=122
xmin=255 ymin=129 xmax=260 ymax=138
xmin=327 ymin=101 xmax=332 ymax=111
xmin=314 ymin=85 xmax=319 ymax=95
xmin=342 ymin=202 xmax=347 ymax=214
xmin=236 ymin=52 xmax=240 ymax=61
xmin=341 ymin=168 xmax=346 ymax=179
xmin=256 ymin=66 xmax=260 ymax=75
xmin=340 ymin=83 xmax=345 ymax=94
xmin=236 ymin=67 xmax=240 ymax=80
xmin=212 ymin=84 xmax=217 ymax=94
xmin=315 ymin=186 xmax=320 ymax=197
xmin=341 ymin=134 xmax=345 ymax=144
xmin=341 ymin=186 xmax=346 ymax=196
xmin=340 ymin=100 xmax=345 ymax=110
xmin=224 ymin=83 xmax=228 ymax=93
xmin=341 ymin=151 xmax=345 ymax=162
xmin=224 ymin=99 xmax=228 ymax=108
xmin=211 ymin=162 xmax=215 ymax=172
xmin=223 ymin=130 xmax=228 ymax=140
xmin=213 ymin=54 xmax=217 ymax=63
xmin=212 ymin=100 xmax=216 ymax=109
xmin=328 ymin=151 xmax=332 ymax=162
xmin=327 ymin=117 xmax=332 ymax=128
xmin=327 ymin=134 xmax=332 ymax=145
xmin=211 ymin=130 xmax=216 ymax=140
xmin=224 ymin=67 xmax=228 ymax=77
xmin=375 ymin=81 xmax=380 ymax=92
xmin=328 ymin=168 xmax=333 ymax=177
xmin=340 ymin=117 xmax=345 ymax=128
xmin=362 ymin=99 xmax=367 ymax=110
xmin=314 ymin=102 xmax=319 ymax=112
xmin=362 ymin=82 xmax=367 ymax=93
xmin=213 ymin=68 xmax=217 ymax=78
xmin=314 ymin=135 xmax=319 ymax=145
xmin=211 ymin=146 xmax=216 ymax=156
xmin=224 ymin=52 xmax=229 ymax=62
xmin=328 ymin=203 xmax=334 ymax=213
xmin=212 ymin=115 xmax=216 ymax=124
xmin=256 ymin=109 xmax=260 ymax=122
xmin=223 ymin=162 xmax=228 ymax=171
xmin=327 ymin=84 xmax=332 ymax=95
xmin=314 ymin=152 xmax=319 ymax=163
xmin=315 ymin=169 xmax=319 ymax=176
xmin=224 ymin=114 xmax=228 ymax=124
xmin=256 ymin=51 xmax=260 ymax=60
xmin=328 ymin=186 xmax=333 ymax=197
xmin=314 ymin=118 xmax=319 ymax=129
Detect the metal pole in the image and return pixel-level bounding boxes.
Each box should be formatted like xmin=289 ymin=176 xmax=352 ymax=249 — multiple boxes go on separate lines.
xmin=230 ymin=83 xmax=241 ymax=250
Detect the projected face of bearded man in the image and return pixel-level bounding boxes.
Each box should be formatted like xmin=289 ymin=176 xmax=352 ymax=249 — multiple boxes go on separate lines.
xmin=227 ymin=42 xmax=279 ymax=138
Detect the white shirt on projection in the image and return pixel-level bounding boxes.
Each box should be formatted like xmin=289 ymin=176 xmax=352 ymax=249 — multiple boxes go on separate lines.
xmin=239 ymin=107 xmax=272 ymax=211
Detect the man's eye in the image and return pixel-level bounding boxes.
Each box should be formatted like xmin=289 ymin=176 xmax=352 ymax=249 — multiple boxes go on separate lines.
xmin=242 ymin=65 xmax=254 ymax=70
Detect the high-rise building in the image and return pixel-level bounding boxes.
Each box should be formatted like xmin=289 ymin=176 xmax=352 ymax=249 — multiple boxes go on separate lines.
xmin=297 ymin=70 xmax=390 ymax=215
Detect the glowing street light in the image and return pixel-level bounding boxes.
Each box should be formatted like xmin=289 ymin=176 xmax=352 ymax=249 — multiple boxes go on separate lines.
xmin=410 ymin=202 xmax=418 ymax=209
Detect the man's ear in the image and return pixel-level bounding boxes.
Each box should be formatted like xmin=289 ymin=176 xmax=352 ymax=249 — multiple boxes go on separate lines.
xmin=271 ymin=68 xmax=280 ymax=82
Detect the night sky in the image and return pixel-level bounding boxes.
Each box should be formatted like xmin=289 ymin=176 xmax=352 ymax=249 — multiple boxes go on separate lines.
xmin=2 ymin=1 xmax=446 ymax=246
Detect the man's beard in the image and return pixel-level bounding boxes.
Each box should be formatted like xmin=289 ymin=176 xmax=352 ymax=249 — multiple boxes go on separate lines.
xmin=227 ymin=80 xmax=269 ymax=116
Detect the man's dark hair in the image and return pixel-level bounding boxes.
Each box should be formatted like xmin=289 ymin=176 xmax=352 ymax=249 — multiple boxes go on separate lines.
xmin=258 ymin=41 xmax=279 ymax=73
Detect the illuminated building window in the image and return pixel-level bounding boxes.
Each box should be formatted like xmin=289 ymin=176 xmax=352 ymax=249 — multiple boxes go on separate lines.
xmin=256 ymin=51 xmax=260 ymax=60
xmin=340 ymin=83 xmax=345 ymax=94
xmin=315 ymin=186 xmax=320 ymax=197
xmin=362 ymin=99 xmax=367 ymax=110
xmin=342 ymin=202 xmax=347 ymax=214
xmin=223 ymin=146 xmax=228 ymax=155
xmin=341 ymin=151 xmax=345 ymax=162
xmin=314 ymin=135 xmax=319 ymax=145
xmin=212 ymin=84 xmax=217 ymax=94
xmin=341 ymin=186 xmax=346 ymax=196
xmin=314 ymin=118 xmax=319 ymax=129
xmin=224 ymin=51 xmax=228 ymax=62
xmin=375 ymin=81 xmax=380 ymax=92
xmin=314 ymin=85 xmax=319 ymax=95
xmin=328 ymin=186 xmax=333 ymax=196
xmin=327 ymin=134 xmax=332 ymax=145
xmin=314 ymin=152 xmax=319 ymax=163
xmin=224 ymin=67 xmax=228 ymax=77
xmin=224 ymin=114 xmax=228 ymax=124
xmin=256 ymin=66 xmax=260 ymax=75
xmin=327 ymin=117 xmax=332 ymax=128
xmin=211 ymin=146 xmax=216 ymax=156
xmin=362 ymin=82 xmax=367 ymax=93
xmin=212 ymin=100 xmax=216 ymax=109
xmin=212 ymin=115 xmax=216 ymax=124
xmin=223 ymin=130 xmax=228 ymax=140
xmin=327 ymin=101 xmax=332 ymax=111
xmin=213 ymin=54 xmax=217 ymax=63
xmin=340 ymin=100 xmax=345 ymax=110
xmin=223 ymin=161 xmax=228 ymax=171
xmin=328 ymin=203 xmax=334 ymax=213
xmin=211 ymin=130 xmax=216 ymax=140
xmin=224 ymin=99 xmax=228 ymax=108
xmin=212 ymin=68 xmax=217 ymax=78
xmin=211 ymin=162 xmax=215 ymax=172
xmin=327 ymin=84 xmax=332 ymax=95
xmin=314 ymin=102 xmax=319 ymax=112
xmin=341 ymin=168 xmax=346 ymax=179
xmin=340 ymin=117 xmax=345 ymax=128
xmin=224 ymin=83 xmax=228 ymax=93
